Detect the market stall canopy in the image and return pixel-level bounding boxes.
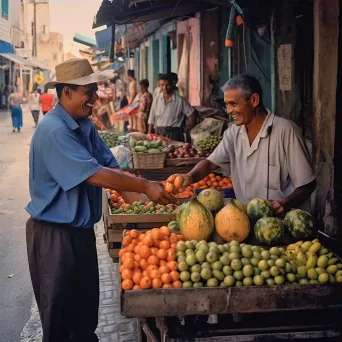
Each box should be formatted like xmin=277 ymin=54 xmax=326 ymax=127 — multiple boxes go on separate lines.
xmin=95 ymin=25 xmax=130 ymax=51
xmin=73 ymin=33 xmax=97 ymax=48
xmin=93 ymin=0 xmax=225 ymax=28
xmin=0 ymin=53 xmax=34 ymax=67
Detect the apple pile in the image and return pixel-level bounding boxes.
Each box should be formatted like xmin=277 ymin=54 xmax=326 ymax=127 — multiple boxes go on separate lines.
xmin=166 ymin=143 xmax=208 ymax=159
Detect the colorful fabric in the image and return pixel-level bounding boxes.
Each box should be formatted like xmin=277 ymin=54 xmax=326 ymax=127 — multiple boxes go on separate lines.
xmin=11 ymin=106 xmax=23 ymax=128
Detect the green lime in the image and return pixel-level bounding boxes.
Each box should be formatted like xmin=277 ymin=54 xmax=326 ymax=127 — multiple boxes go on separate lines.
xmin=178 ymin=261 xmax=189 ymax=272
xmin=242 ymin=246 xmax=253 ymax=258
xmin=229 ymin=252 xmax=240 ymax=261
xmin=196 ymin=250 xmax=207 ymax=263
xmin=267 ymin=259 xmax=275 ymax=267
xmin=261 ymin=250 xmax=270 ymax=260
xmin=266 ymin=278 xmax=275 ymax=286
xmin=185 ymin=241 xmax=194 ymax=250
xmin=191 ymin=264 xmax=201 ymax=273
xmin=269 ymin=247 xmax=280 ymax=256
xmin=235 ymin=281 xmax=243 ymax=287
xmin=299 ymin=278 xmax=309 ymax=285
xmin=251 ymin=258 xmax=259 ymax=267
xmin=286 ymin=273 xmax=296 ymax=283
xmin=180 ymin=271 xmax=190 ymax=282
xmin=253 ymin=275 xmax=265 ymax=286
xmin=243 ymin=277 xmax=254 ymax=286
xmin=318 ymin=273 xmax=329 ymax=283
xmin=186 ymin=254 xmax=197 ymax=266
xmin=275 ymin=258 xmax=286 ymax=268
xmin=231 ymin=259 xmax=243 ymax=271
xmin=182 ymin=281 xmax=193 ymax=288
xmin=274 ymin=275 xmax=285 ymax=285
xmin=212 ymin=261 xmax=223 ymax=270
xmin=233 ymin=270 xmax=244 ymax=280
xmin=258 ymin=260 xmax=269 ymax=271
xmin=224 ymin=275 xmax=235 ymax=286
xmin=261 ymin=270 xmax=271 ymax=279
xmin=207 ymin=278 xmax=219 ymax=287
xmin=201 ymin=262 xmax=211 ymax=269
xmin=177 ymin=242 xmax=187 ymax=252
xmin=223 ymin=265 xmax=233 ymax=276
xmin=178 ymin=256 xmax=186 ymax=263
xmin=242 ymin=265 xmax=254 ymax=277
xmin=270 ymin=266 xmax=280 ymax=277
xmin=206 ymin=252 xmax=218 ymax=263
xmin=201 ymin=268 xmax=212 ymax=280
xmin=193 ymin=282 xmax=204 ymax=288
xmin=213 ymin=270 xmax=225 ymax=281
xmin=191 ymin=272 xmax=201 ymax=283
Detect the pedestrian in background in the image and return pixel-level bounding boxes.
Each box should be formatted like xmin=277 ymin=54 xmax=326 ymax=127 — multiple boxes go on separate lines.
xmin=39 ymin=87 xmax=54 ymax=115
xmin=29 ymin=87 xmax=41 ymax=127
xmin=8 ymin=88 xmax=23 ymax=132
xmin=137 ymin=79 xmax=153 ymax=133
xmin=153 ymin=73 xmax=162 ymax=98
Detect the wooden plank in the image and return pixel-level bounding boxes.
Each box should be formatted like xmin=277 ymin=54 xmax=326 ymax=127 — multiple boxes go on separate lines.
xmin=165 ymin=157 xmax=206 ymax=167
xmin=121 ymin=284 xmax=342 ymax=317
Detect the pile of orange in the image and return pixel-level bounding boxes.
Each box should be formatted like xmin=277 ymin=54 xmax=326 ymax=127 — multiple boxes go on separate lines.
xmin=119 ymin=226 xmax=184 ymax=291
xmin=161 ymin=174 xmax=233 ymax=199
xmin=104 ymin=189 xmax=126 ymax=209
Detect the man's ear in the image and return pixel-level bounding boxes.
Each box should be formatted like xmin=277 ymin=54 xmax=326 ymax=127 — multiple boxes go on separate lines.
xmin=63 ymin=87 xmax=73 ymax=100
xmin=250 ymin=93 xmax=260 ymax=108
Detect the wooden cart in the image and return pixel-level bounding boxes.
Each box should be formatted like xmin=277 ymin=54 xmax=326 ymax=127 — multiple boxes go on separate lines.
xmin=102 ymin=190 xmax=176 ymax=261
xmin=121 ymin=283 xmax=342 ymax=341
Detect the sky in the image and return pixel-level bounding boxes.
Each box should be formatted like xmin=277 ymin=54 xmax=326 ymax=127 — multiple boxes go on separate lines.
xmin=49 ymin=0 xmax=104 ymax=55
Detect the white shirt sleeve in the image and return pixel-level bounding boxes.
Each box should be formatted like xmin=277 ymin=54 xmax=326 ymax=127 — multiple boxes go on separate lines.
xmin=181 ymin=98 xmax=195 ymax=118
xmin=148 ymin=98 xmax=157 ymax=126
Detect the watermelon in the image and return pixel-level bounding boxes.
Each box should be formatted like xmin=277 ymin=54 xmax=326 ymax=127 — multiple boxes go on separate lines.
xmin=254 ymin=217 xmax=284 ymax=245
xmin=197 ymin=189 xmax=224 ymax=213
xmin=247 ymin=198 xmax=274 ymax=223
xmin=283 ymin=209 xmax=316 ymax=240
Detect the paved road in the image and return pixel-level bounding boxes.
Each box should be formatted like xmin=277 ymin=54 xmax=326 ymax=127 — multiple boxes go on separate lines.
xmin=0 ymin=107 xmax=36 ymax=342
xmin=0 ymin=107 xmax=138 ymax=342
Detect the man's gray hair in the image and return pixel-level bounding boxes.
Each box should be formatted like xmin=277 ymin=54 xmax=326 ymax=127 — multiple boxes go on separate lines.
xmin=221 ymin=74 xmax=263 ymax=103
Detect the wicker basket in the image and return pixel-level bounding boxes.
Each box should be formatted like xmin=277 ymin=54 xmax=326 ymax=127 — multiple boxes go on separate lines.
xmin=132 ymin=151 xmax=166 ymax=169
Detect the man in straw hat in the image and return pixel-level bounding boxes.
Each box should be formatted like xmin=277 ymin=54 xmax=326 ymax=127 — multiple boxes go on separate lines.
xmin=25 ymin=58 xmax=176 ymax=342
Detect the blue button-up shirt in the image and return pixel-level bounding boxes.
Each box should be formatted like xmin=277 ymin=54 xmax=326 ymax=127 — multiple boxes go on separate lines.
xmin=26 ymin=103 xmax=118 ymax=228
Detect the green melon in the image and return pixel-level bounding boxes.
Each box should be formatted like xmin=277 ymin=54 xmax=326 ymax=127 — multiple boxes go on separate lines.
xmin=197 ymin=189 xmax=224 ymax=213
xmin=247 ymin=198 xmax=274 ymax=223
xmin=254 ymin=217 xmax=284 ymax=245
xmin=284 ymin=209 xmax=316 ymax=240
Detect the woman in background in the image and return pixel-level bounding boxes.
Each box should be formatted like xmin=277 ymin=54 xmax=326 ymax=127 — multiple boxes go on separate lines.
xmin=8 ymin=88 xmax=23 ymax=132
xmin=29 ymin=87 xmax=41 ymax=127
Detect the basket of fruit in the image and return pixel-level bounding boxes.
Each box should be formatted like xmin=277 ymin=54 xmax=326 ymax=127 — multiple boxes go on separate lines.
xmin=130 ymin=138 xmax=167 ymax=169
xmin=165 ymin=143 xmax=207 ymax=166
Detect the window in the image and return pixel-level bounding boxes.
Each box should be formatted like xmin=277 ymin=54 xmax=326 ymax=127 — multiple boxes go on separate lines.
xmin=1 ymin=0 xmax=9 ymax=19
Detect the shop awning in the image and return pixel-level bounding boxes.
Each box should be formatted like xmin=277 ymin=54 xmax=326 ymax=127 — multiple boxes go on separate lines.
xmin=0 ymin=53 xmax=34 ymax=67
xmin=0 ymin=40 xmax=14 ymax=54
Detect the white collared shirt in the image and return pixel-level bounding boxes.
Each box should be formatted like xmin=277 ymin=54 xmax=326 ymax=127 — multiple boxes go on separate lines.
xmin=208 ymin=111 xmax=316 ymax=212
xmin=148 ymin=93 xmax=194 ymax=128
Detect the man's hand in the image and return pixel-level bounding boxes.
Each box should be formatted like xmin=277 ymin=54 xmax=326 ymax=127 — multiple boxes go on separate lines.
xmin=145 ymin=181 xmax=178 ymax=205
xmin=171 ymin=173 xmax=193 ymax=188
xmin=271 ymin=200 xmax=287 ymax=217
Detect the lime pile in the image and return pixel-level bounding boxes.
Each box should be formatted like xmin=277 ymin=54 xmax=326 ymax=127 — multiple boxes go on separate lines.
xmin=197 ymin=136 xmax=222 ymax=154
xmin=175 ymin=239 xmax=342 ymax=288
xmin=99 ymin=132 xmax=129 ymax=148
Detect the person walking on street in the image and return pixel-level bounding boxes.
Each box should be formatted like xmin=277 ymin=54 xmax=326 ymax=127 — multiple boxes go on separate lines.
xmin=29 ymin=87 xmax=41 ymax=127
xmin=8 ymin=88 xmax=23 ymax=132
xmin=39 ymin=87 xmax=54 ymax=115
xmin=148 ymin=73 xmax=196 ymax=142
xmin=127 ymin=70 xmax=137 ymax=132
xmin=137 ymin=79 xmax=153 ymax=133
xmin=25 ymin=58 xmax=176 ymax=342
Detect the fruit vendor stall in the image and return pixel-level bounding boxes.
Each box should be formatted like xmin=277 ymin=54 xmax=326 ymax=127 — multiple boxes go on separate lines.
xmin=115 ymin=188 xmax=342 ymax=341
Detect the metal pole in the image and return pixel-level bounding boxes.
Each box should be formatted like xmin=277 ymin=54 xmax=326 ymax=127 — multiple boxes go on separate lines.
xmin=110 ymin=19 xmax=115 ymax=63
xmin=33 ymin=1 xmax=37 ymax=57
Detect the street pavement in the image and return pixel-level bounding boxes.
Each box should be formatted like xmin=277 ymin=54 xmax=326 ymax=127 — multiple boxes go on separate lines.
xmin=0 ymin=106 xmax=137 ymax=342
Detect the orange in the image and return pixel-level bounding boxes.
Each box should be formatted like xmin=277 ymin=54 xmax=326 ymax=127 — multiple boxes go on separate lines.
xmin=212 ymin=182 xmax=218 ymax=188
xmin=143 ymin=270 xmax=149 ymax=277
xmin=148 ymin=255 xmax=159 ymax=266
xmin=150 ymin=247 xmax=158 ymax=256
xmin=174 ymin=176 xmax=184 ymax=189
xmin=122 ymin=279 xmax=134 ymax=291
xmin=119 ymin=248 xmax=126 ymax=258
xmin=159 ymin=260 xmax=167 ymax=267
xmin=122 ymin=252 xmax=134 ymax=262
xmin=167 ymin=261 xmax=178 ymax=272
xmin=140 ymin=246 xmax=151 ymax=259
xmin=123 ymin=258 xmax=135 ymax=270
xmin=140 ymin=277 xmax=152 ymax=289
xmin=157 ymin=249 xmax=167 ymax=260
xmin=122 ymin=235 xmax=132 ymax=246
xmin=206 ymin=181 xmax=212 ymax=187
xmin=133 ymin=285 xmax=141 ymax=290
xmin=208 ymin=173 xmax=215 ymax=179
xmin=170 ymin=271 xmax=180 ymax=281
xmin=121 ymin=269 xmax=133 ymax=280
xmin=134 ymin=245 xmax=140 ymax=255
xmin=134 ymin=254 xmax=141 ymax=262
xmin=160 ymin=240 xmax=170 ymax=250
xmin=134 ymin=261 xmax=139 ymax=269
xmin=154 ymin=240 xmax=161 ymax=248
xmin=152 ymin=278 xmax=163 ymax=289
xmin=164 ymin=182 xmax=174 ymax=193
xmin=129 ymin=229 xmax=139 ymax=239
xmin=163 ymin=284 xmax=173 ymax=289
xmin=166 ymin=249 xmax=176 ymax=262
xmin=150 ymin=269 xmax=162 ymax=279
xmin=171 ymin=243 xmax=177 ymax=249
xmin=151 ymin=229 xmax=161 ymax=241
xmin=139 ymin=259 xmax=148 ymax=270
xmin=160 ymin=226 xmax=171 ymax=237
xmin=159 ymin=265 xmax=170 ymax=274
xmin=132 ymin=272 xmax=143 ymax=285
xmin=126 ymin=244 xmax=135 ymax=253
xmin=166 ymin=175 xmax=176 ymax=183
xmin=161 ymin=273 xmax=172 ymax=284
xmin=172 ymin=280 xmax=182 ymax=288
xmin=146 ymin=265 xmax=158 ymax=274
xmin=177 ymin=234 xmax=185 ymax=241
xmin=169 ymin=233 xmax=178 ymax=244
xmin=143 ymin=235 xmax=154 ymax=247
xmin=133 ymin=268 xmax=141 ymax=274
xmin=119 ymin=264 xmax=125 ymax=273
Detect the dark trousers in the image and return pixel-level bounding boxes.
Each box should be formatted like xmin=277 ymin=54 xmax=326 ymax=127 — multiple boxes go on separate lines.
xmin=31 ymin=110 xmax=39 ymax=125
xmin=26 ymin=218 xmax=99 ymax=342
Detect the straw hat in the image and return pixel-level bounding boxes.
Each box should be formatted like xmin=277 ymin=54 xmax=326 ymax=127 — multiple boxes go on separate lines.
xmin=45 ymin=58 xmax=116 ymax=89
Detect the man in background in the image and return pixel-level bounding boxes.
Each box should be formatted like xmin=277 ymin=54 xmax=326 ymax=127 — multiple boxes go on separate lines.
xmin=127 ymin=70 xmax=137 ymax=132
xmin=137 ymin=79 xmax=153 ymax=133
xmin=153 ymin=73 xmax=162 ymax=98
xmin=40 ymin=87 xmax=55 ymax=115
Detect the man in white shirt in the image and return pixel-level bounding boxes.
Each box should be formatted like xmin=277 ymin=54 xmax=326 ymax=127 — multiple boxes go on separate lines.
xmin=172 ymin=74 xmax=316 ymax=215
xmin=148 ymin=73 xmax=196 ymax=142
xmin=29 ymin=88 xmax=41 ymax=127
